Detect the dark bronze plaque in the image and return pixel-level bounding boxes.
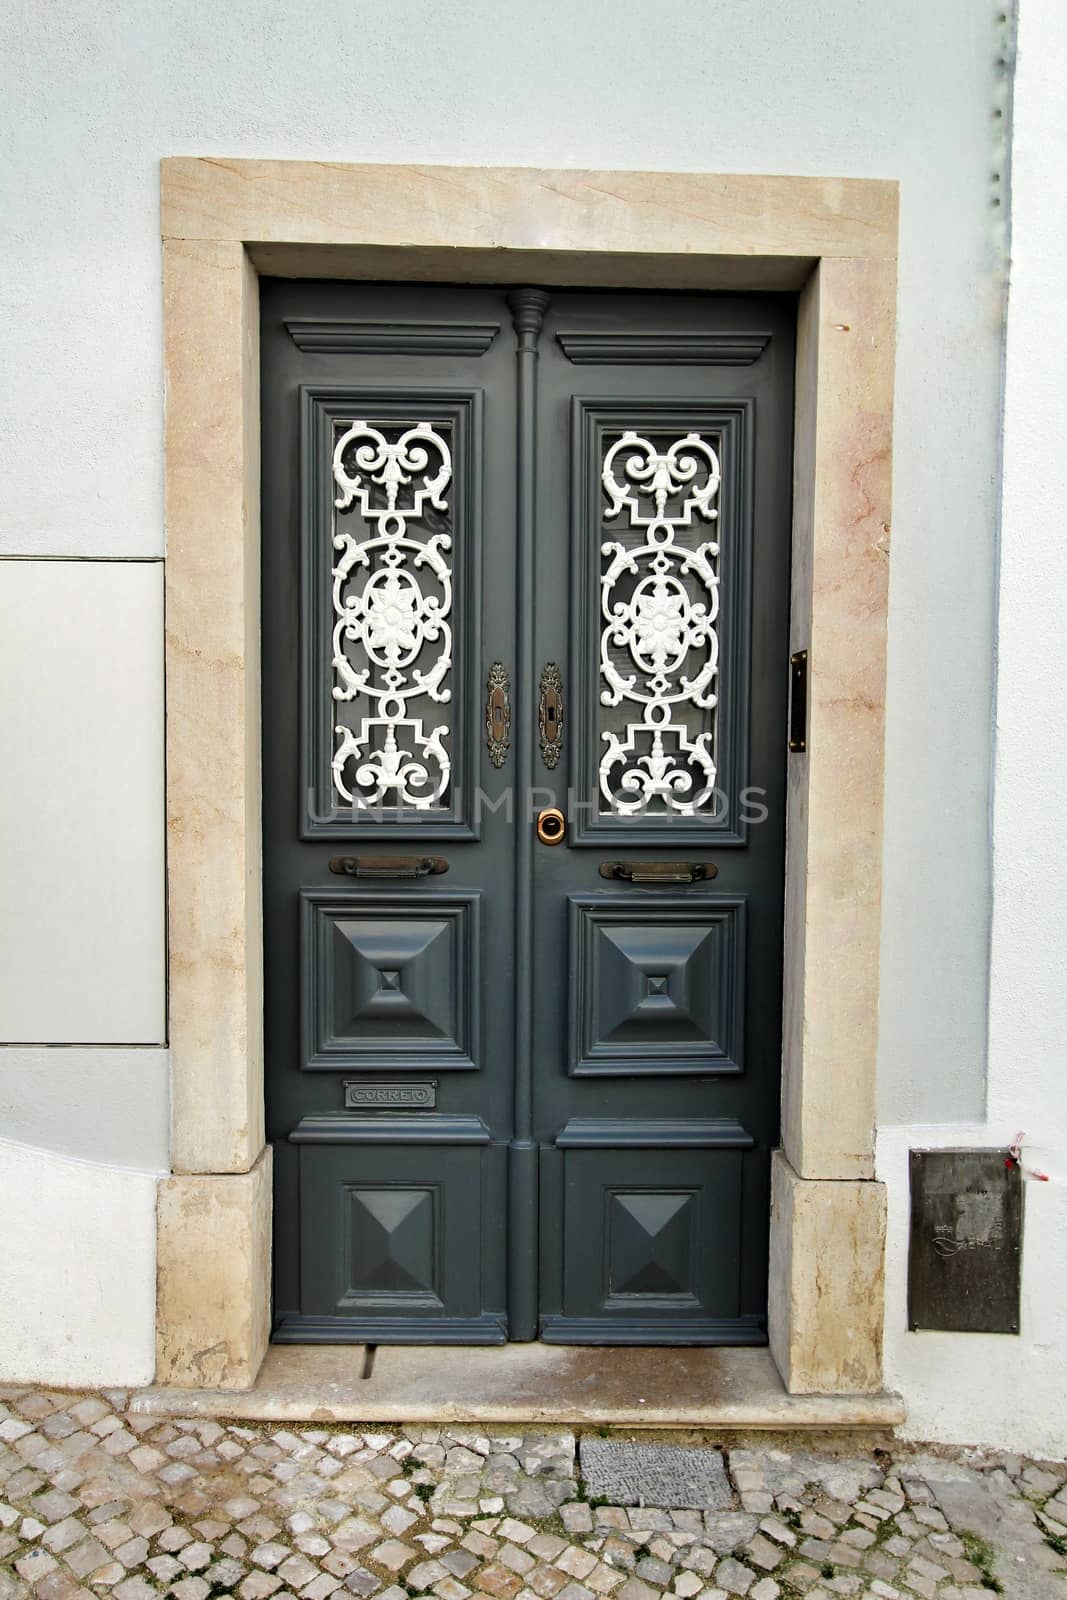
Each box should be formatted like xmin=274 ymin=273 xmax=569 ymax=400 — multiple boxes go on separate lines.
xmin=907 ymin=1148 xmax=1022 ymax=1333
xmin=344 ymin=1080 xmax=437 ymax=1110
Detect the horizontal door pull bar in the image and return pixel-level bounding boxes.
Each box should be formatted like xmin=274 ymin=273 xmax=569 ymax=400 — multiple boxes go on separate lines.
xmin=598 ymin=860 xmax=718 ymax=885
xmin=328 ymin=855 xmax=449 ymax=880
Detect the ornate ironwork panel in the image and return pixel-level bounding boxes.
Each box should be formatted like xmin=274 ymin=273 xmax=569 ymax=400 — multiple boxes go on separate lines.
xmin=300 ymin=389 xmax=482 ymax=839
xmin=331 ymin=420 xmax=455 ymax=811
xmin=570 ymin=400 xmax=754 ymax=847
xmin=598 ymin=430 xmax=722 ymax=816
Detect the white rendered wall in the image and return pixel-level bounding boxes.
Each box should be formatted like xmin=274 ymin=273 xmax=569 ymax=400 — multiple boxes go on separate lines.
xmin=0 ymin=1138 xmax=159 ymax=1388
xmin=0 ymin=0 xmax=1018 ymax=1397
xmin=0 ymin=561 xmax=165 ymax=1387
xmin=879 ymin=0 xmax=1067 ymax=1457
xmin=0 ymin=1049 xmax=169 ymax=1171
xmin=0 ymin=562 xmax=166 ymax=1043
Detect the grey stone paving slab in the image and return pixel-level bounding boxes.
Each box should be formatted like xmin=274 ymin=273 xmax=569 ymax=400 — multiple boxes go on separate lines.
xmin=933 ymin=1472 xmax=1067 ymax=1600
xmin=579 ymin=1439 xmax=732 ymax=1510
xmin=2 ymin=1382 xmax=1066 ymax=1600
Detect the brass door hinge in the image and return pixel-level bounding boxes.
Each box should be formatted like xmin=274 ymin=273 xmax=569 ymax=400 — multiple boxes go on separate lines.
xmin=789 ymin=649 xmax=808 ymax=752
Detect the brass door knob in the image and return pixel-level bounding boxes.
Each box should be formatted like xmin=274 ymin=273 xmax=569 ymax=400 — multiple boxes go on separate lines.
xmin=536 ymin=807 xmax=566 ymax=845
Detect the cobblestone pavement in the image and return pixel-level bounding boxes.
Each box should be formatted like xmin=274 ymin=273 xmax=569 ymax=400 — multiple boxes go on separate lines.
xmin=1 ymin=1387 xmax=1065 ymax=1600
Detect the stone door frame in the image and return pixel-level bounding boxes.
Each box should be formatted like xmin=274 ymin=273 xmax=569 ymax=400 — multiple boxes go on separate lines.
xmin=157 ymin=160 xmax=896 ymax=1394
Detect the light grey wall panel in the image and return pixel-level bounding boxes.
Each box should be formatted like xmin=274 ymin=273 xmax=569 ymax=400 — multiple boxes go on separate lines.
xmin=0 ymin=1047 xmax=169 ymax=1171
xmin=0 ymin=560 xmax=166 ymax=1043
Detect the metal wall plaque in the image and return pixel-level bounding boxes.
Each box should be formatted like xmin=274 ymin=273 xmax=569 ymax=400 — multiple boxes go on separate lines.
xmin=344 ymin=1080 xmax=437 ymax=1110
xmin=907 ymin=1148 xmax=1022 ymax=1334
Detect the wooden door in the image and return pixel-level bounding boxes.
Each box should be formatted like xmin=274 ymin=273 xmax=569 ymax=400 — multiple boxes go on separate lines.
xmin=260 ymin=281 xmax=793 ymax=1344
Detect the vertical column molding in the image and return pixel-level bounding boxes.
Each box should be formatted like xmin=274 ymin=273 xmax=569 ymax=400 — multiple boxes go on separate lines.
xmin=782 ymin=256 xmax=896 ymax=1182
xmin=164 ymin=238 xmax=264 ymax=1176
xmin=505 ymin=287 xmax=551 ymax=1341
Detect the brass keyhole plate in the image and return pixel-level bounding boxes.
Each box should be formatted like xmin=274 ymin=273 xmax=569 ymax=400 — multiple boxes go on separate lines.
xmin=486 ymin=661 xmax=511 ymax=768
xmin=538 ymin=661 xmax=564 ymax=769
xmin=536 ymin=806 xmax=566 ymax=845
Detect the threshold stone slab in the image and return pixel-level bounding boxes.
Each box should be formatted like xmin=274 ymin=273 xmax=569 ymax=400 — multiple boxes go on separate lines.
xmin=579 ymin=1439 xmax=732 ymax=1510
xmin=129 ymin=1344 xmax=906 ymax=1427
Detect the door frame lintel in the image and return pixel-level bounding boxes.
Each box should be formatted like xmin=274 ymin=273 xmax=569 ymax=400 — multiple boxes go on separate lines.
xmin=159 ymin=160 xmax=896 ymax=1399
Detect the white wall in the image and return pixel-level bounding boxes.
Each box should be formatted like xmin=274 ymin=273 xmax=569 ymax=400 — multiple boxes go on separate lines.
xmin=0 ymin=561 xmax=166 ymax=1043
xmin=0 ymin=1138 xmax=158 ymax=1388
xmin=0 ymin=561 xmax=165 ymax=1387
xmin=0 ymin=0 xmax=1033 ymax=1408
xmin=0 ymin=1049 xmax=169 ymax=1170
xmin=879 ymin=0 xmax=1067 ymax=1457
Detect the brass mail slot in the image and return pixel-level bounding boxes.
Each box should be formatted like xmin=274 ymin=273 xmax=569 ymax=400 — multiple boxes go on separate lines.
xmin=344 ymin=1081 xmax=438 ymax=1110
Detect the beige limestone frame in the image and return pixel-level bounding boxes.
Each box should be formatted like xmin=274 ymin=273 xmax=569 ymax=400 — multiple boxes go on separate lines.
xmin=157 ymin=160 xmax=896 ymax=1395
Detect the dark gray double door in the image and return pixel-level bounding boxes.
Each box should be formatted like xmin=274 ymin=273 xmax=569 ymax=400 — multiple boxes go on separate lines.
xmin=262 ymin=280 xmax=794 ymax=1345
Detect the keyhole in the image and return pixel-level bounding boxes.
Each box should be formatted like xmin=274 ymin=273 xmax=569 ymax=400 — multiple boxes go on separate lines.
xmin=536 ymin=807 xmax=566 ymax=845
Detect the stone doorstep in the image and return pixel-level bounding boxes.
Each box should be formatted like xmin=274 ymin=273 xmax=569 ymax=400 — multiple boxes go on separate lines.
xmin=126 ymin=1344 xmax=905 ymax=1428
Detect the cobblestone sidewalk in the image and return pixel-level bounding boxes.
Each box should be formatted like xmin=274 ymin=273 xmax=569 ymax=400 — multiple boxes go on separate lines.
xmin=1 ymin=1387 xmax=1064 ymax=1600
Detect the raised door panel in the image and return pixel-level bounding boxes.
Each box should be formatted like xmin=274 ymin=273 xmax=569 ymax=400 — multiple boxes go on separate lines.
xmin=280 ymin=1131 xmax=506 ymax=1343
xmin=568 ymin=893 xmax=745 ymax=1075
xmin=301 ymin=889 xmax=481 ymax=1071
xmin=541 ymin=1133 xmax=762 ymax=1344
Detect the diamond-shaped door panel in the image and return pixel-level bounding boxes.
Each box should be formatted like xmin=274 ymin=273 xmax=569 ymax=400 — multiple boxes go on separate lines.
xmin=568 ymin=895 xmax=745 ymax=1075
xmin=542 ymin=1135 xmax=760 ymax=1343
xmin=301 ymin=890 xmax=480 ymax=1070
xmin=283 ymin=1131 xmax=507 ymax=1343
xmin=608 ymin=1190 xmax=697 ymax=1299
xmin=345 ymin=1187 xmax=439 ymax=1303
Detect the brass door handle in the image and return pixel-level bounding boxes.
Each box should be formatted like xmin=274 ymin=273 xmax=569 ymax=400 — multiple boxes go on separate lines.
xmin=599 ymin=860 xmax=717 ymax=884
xmin=536 ymin=808 xmax=566 ymax=846
xmin=328 ymin=856 xmax=449 ymax=879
